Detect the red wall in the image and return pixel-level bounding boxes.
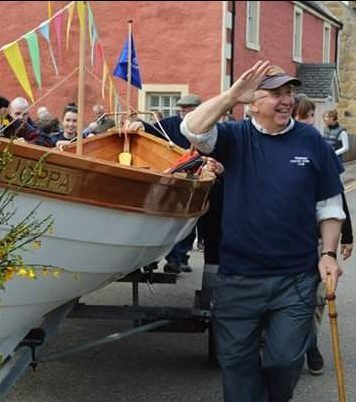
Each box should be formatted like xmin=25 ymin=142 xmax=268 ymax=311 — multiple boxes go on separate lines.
xmin=232 ymin=1 xmax=339 ymax=116
xmin=0 ymin=1 xmax=340 ymax=123
xmin=0 ymin=1 xmax=222 ymax=123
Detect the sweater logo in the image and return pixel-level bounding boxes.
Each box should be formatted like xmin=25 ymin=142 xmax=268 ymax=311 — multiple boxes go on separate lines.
xmin=290 ymin=156 xmax=310 ymax=166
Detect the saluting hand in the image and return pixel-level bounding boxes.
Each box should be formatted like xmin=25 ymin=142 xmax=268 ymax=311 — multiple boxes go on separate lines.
xmin=227 ymin=60 xmax=270 ymax=105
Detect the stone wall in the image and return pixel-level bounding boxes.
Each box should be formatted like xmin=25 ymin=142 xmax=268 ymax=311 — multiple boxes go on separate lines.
xmin=322 ymin=1 xmax=356 ymax=161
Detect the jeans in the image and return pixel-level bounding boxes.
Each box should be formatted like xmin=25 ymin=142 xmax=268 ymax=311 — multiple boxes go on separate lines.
xmin=165 ymin=227 xmax=196 ymax=265
xmin=213 ymin=271 xmax=319 ymax=402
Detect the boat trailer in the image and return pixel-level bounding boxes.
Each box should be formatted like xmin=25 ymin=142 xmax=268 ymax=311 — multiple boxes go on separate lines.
xmin=0 ymin=265 xmax=218 ymax=399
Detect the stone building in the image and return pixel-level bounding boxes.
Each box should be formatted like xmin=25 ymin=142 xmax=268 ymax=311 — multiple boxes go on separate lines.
xmin=322 ymin=1 xmax=356 ymax=160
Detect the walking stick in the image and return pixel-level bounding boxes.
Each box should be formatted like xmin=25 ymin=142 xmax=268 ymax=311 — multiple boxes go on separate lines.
xmin=326 ymin=273 xmax=347 ymax=402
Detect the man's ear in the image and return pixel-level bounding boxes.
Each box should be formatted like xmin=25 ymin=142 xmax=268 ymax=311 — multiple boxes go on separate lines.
xmin=249 ymin=102 xmax=258 ymax=114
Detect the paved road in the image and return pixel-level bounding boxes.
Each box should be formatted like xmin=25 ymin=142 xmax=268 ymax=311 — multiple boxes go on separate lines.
xmin=5 ymin=191 xmax=356 ymax=402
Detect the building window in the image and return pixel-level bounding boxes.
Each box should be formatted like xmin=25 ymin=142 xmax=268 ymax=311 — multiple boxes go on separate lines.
xmin=293 ymin=7 xmax=303 ymax=62
xmin=246 ymin=1 xmax=260 ymax=51
xmin=146 ymin=93 xmax=181 ymax=119
xmin=323 ymin=23 xmax=331 ymax=63
xmin=137 ymin=84 xmax=189 ymax=118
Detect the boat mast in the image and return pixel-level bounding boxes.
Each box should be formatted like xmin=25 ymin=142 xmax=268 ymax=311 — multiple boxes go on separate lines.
xmin=126 ymin=20 xmax=132 ymax=116
xmin=76 ymin=1 xmax=87 ymax=155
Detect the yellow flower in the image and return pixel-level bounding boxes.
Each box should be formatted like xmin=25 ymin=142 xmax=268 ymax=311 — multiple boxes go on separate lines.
xmin=28 ymin=268 xmax=36 ymax=279
xmin=4 ymin=269 xmax=15 ymax=282
xmin=42 ymin=268 xmax=50 ymax=276
xmin=17 ymin=267 xmax=28 ymax=277
xmin=52 ymin=269 xmax=62 ymax=278
xmin=32 ymin=241 xmax=41 ymax=249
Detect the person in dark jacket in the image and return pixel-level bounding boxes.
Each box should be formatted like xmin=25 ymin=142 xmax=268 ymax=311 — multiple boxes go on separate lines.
xmin=3 ymin=97 xmax=52 ymax=147
xmin=82 ymin=104 xmax=115 ymax=137
xmin=128 ymin=94 xmax=202 ymax=273
xmin=322 ymin=109 xmax=349 ymax=160
xmin=48 ymin=103 xmax=78 ymax=148
xmin=0 ymin=96 xmax=11 ymax=131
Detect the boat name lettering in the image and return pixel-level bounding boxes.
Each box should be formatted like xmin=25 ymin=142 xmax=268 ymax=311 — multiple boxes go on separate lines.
xmin=0 ymin=157 xmax=74 ymax=194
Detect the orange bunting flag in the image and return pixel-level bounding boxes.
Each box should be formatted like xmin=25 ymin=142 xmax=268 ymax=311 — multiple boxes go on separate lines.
xmin=48 ymin=1 xmax=52 ymax=19
xmin=66 ymin=2 xmax=75 ymax=50
xmin=3 ymin=42 xmax=34 ymax=102
xmin=101 ymin=62 xmax=108 ymax=100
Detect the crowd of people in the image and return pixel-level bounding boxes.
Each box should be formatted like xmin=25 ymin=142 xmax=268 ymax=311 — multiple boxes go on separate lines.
xmin=0 ymin=96 xmax=115 ymax=148
xmin=1 ymin=61 xmax=353 ymax=401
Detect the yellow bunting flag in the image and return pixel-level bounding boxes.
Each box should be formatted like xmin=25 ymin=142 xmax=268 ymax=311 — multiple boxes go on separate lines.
xmin=101 ymin=62 xmax=108 ymax=100
xmin=66 ymin=2 xmax=75 ymax=50
xmin=3 ymin=42 xmax=34 ymax=102
xmin=77 ymin=1 xmax=86 ymax=34
xmin=47 ymin=1 xmax=52 ymax=19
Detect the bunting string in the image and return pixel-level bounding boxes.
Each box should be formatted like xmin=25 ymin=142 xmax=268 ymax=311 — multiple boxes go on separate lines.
xmin=0 ymin=0 xmax=123 ymax=116
xmin=0 ymin=67 xmax=79 ymax=134
xmin=0 ymin=1 xmax=74 ymax=53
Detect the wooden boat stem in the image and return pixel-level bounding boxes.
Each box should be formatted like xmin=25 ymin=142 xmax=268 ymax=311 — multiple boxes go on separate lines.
xmin=76 ymin=1 xmax=87 ymax=155
xmin=326 ymin=273 xmax=347 ymax=402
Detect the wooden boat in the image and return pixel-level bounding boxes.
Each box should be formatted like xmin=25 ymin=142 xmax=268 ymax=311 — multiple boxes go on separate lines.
xmin=0 ymin=130 xmax=214 ymax=361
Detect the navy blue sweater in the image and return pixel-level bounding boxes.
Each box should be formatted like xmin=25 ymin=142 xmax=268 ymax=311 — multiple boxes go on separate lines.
xmin=211 ymin=120 xmax=343 ymax=276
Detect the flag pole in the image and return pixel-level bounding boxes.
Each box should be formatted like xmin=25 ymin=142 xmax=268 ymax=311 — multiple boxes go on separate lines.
xmin=76 ymin=1 xmax=86 ymax=156
xmin=126 ymin=20 xmax=132 ymax=118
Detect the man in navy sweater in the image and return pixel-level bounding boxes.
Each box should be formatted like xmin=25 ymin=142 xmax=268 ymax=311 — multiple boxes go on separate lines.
xmin=181 ymin=61 xmax=345 ymax=402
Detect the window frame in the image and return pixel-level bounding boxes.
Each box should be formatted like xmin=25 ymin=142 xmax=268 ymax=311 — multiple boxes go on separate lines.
xmin=245 ymin=1 xmax=260 ymax=51
xmin=293 ymin=6 xmax=303 ymax=63
xmin=137 ymin=84 xmax=189 ymax=119
xmin=323 ymin=22 xmax=331 ymax=63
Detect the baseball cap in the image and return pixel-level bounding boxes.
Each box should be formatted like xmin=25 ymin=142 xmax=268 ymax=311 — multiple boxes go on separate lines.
xmin=176 ymin=94 xmax=202 ymax=107
xmin=258 ymin=66 xmax=301 ymax=90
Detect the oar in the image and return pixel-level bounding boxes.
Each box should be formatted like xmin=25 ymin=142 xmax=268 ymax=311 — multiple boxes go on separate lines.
xmin=118 ymin=130 xmax=132 ymax=165
xmin=326 ymin=273 xmax=347 ymax=402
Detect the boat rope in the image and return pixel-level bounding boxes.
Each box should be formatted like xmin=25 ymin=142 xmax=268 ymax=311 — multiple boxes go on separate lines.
xmin=85 ymin=67 xmax=175 ymax=146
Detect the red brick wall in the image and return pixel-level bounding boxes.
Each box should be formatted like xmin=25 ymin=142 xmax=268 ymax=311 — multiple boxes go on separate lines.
xmin=0 ymin=1 xmax=222 ymax=123
xmin=0 ymin=1 xmax=340 ymax=123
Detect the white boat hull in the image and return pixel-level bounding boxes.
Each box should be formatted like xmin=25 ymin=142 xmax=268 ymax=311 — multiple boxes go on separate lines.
xmin=0 ymin=192 xmax=197 ymax=360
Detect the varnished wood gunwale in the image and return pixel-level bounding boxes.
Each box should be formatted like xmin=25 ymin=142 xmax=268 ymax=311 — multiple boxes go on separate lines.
xmin=0 ymin=134 xmax=213 ymax=218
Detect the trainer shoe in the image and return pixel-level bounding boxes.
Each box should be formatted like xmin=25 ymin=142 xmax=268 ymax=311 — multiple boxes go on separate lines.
xmin=306 ymin=346 xmax=324 ymax=375
xmin=180 ymin=263 xmax=192 ymax=272
xmin=163 ymin=262 xmax=181 ymax=274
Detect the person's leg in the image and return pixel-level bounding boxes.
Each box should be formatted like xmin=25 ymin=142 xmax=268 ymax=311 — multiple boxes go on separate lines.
xmin=176 ymin=227 xmax=196 ymax=272
xmin=164 ymin=243 xmax=182 ymax=273
xmin=164 ymin=228 xmax=196 ymax=273
xmin=213 ymin=274 xmax=269 ymax=402
xmin=202 ymin=180 xmax=223 ymax=265
xmin=306 ymin=281 xmax=325 ymax=375
xmin=262 ymin=272 xmax=319 ymax=402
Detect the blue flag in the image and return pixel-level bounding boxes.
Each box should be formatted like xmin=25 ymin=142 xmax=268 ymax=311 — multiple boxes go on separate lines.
xmin=113 ymin=34 xmax=142 ymax=89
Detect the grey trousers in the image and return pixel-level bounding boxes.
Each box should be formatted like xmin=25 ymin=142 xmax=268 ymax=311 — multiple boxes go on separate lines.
xmin=213 ymin=271 xmax=319 ymax=402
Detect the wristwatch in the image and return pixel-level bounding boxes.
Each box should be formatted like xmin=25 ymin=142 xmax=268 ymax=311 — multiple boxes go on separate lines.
xmin=320 ymin=251 xmax=337 ymax=259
